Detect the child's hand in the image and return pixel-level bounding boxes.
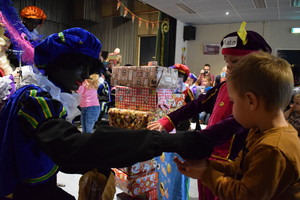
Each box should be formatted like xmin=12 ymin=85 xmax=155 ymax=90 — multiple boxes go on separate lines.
xmin=147 ymin=121 xmax=164 ymax=131
xmin=290 ymin=104 xmax=295 ymax=111
xmin=174 ymin=156 xmax=208 ymax=179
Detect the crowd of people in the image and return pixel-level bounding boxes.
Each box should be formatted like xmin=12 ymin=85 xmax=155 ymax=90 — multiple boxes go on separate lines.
xmin=0 ymin=3 xmax=299 ymax=200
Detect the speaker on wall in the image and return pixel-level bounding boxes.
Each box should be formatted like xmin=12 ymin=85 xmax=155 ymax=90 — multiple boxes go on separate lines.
xmin=184 ymin=26 xmax=196 ymax=41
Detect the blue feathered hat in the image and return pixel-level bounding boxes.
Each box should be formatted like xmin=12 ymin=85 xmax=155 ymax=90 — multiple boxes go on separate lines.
xmin=34 ymin=27 xmax=101 ymax=66
xmin=189 ymin=73 xmax=197 ymax=82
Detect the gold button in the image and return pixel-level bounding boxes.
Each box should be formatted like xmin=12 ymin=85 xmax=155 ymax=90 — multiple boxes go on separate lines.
xmin=219 ymin=102 xmax=225 ymax=106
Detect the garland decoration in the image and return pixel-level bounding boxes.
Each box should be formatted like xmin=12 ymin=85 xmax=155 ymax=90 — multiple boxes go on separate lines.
xmin=117 ymin=0 xmax=165 ymax=29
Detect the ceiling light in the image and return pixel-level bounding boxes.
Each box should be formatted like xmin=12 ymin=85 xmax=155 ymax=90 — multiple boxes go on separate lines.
xmin=225 ymin=12 xmax=229 ymax=15
xmin=176 ymin=3 xmax=196 ymax=14
xmin=252 ymin=0 xmax=267 ymax=8
xmin=291 ymin=0 xmax=300 ymax=7
xmin=291 ymin=27 xmax=300 ymax=33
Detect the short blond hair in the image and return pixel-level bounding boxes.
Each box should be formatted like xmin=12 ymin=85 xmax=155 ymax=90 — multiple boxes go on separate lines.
xmin=227 ymin=51 xmax=293 ymax=111
xmin=85 ymin=73 xmax=99 ymax=89
xmin=294 ymin=94 xmax=300 ymax=101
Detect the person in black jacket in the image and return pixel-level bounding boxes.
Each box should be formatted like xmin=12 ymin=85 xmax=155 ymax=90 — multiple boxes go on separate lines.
xmin=0 ymin=27 xmax=213 ymax=200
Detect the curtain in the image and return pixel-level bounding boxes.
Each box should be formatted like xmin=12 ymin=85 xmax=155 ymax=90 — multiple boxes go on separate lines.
xmin=155 ymin=12 xmax=176 ymax=67
xmin=89 ymin=17 xmax=138 ymax=66
xmin=9 ymin=0 xmax=141 ymax=66
xmin=12 ymin=0 xmax=71 ymax=36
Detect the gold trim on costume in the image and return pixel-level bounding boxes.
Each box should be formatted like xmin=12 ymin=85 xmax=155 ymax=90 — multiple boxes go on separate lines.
xmin=211 ymin=134 xmax=236 ymax=162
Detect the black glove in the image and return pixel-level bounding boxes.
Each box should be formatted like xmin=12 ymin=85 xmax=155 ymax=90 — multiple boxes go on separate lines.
xmin=160 ymin=131 xmax=213 ymax=160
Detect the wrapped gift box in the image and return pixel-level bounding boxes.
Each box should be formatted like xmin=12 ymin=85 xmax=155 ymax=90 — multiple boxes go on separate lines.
xmin=113 ymin=168 xmax=158 ymax=197
xmin=115 ymin=87 xmax=185 ymax=111
xmin=111 ymin=66 xmax=178 ymax=89
xmin=147 ymin=61 xmax=158 ymax=66
xmin=115 ymin=86 xmax=157 ymax=111
xmin=108 ymin=54 xmax=118 ymax=61
xmin=157 ymin=91 xmax=185 ymax=110
xmin=152 ymin=108 xmax=178 ymax=121
xmin=119 ymin=159 xmax=156 ymax=176
xmin=108 ymin=108 xmax=155 ymax=130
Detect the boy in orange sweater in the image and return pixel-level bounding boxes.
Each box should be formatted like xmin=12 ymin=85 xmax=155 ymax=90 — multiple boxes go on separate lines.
xmin=174 ymin=51 xmax=300 ymax=200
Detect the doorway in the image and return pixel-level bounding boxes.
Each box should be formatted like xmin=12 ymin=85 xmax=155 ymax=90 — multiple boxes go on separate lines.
xmin=139 ymin=36 xmax=156 ymax=66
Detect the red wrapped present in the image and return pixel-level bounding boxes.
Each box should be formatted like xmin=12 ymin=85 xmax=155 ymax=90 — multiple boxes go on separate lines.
xmin=118 ymin=159 xmax=156 ymax=176
xmin=111 ymin=66 xmax=178 ymax=89
xmin=115 ymin=87 xmax=157 ymax=111
xmin=113 ymin=168 xmax=158 ymax=197
xmin=115 ymin=87 xmax=185 ymax=112
xmin=157 ymin=90 xmax=185 ymax=110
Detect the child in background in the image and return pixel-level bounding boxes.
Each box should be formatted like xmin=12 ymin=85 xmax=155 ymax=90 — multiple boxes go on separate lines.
xmin=96 ymin=73 xmax=111 ymax=125
xmin=186 ymin=73 xmax=198 ymax=98
xmin=77 ymin=73 xmax=100 ymax=133
xmin=284 ymin=93 xmax=300 ymax=137
xmin=175 ymin=51 xmax=300 ymax=200
xmin=214 ymin=66 xmax=227 ymax=86
xmin=202 ymin=75 xmax=213 ymax=93
xmin=199 ymin=75 xmax=214 ymax=124
xmin=220 ymin=67 xmax=227 ymax=83
xmin=171 ymin=64 xmax=200 ymax=130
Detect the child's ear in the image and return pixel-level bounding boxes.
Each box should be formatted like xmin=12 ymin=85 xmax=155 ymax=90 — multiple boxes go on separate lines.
xmin=245 ymin=92 xmax=258 ymax=111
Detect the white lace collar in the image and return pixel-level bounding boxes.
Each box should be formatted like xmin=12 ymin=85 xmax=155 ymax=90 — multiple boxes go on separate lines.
xmin=19 ymin=65 xmax=81 ymax=122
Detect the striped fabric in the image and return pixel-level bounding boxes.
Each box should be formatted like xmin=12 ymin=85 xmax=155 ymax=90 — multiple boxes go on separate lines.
xmin=18 ymin=89 xmax=67 ymax=130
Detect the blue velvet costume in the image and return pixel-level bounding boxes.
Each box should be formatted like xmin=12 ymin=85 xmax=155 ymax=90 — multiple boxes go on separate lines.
xmin=0 ymin=84 xmax=65 ymax=197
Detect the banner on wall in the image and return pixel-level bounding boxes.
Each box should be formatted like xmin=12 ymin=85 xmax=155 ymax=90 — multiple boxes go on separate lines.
xmin=203 ymin=44 xmax=220 ymax=55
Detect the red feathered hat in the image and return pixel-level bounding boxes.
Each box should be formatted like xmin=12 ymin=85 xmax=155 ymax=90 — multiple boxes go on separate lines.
xmin=170 ymin=64 xmax=190 ymax=76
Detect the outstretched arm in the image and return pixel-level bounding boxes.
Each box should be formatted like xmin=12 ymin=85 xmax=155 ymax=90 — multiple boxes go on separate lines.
xmin=35 ymin=119 xmax=214 ymax=169
xmin=17 ymin=89 xmax=214 ymax=171
xmin=148 ymin=82 xmax=224 ymax=132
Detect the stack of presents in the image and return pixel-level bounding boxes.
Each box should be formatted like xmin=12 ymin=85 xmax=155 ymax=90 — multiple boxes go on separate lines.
xmin=108 ymin=65 xmax=185 ymax=199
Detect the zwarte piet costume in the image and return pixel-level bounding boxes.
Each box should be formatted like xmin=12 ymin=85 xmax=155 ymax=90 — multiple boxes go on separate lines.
xmin=0 ymin=27 xmax=213 ymax=200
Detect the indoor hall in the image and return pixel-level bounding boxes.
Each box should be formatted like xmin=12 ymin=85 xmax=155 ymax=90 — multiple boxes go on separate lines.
xmin=1 ymin=0 xmax=300 ymax=200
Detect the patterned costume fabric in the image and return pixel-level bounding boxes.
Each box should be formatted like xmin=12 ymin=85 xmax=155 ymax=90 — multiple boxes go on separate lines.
xmin=0 ymin=74 xmax=15 ymax=102
xmin=189 ymin=84 xmax=198 ymax=98
xmin=0 ymin=85 xmax=66 ymax=197
xmin=154 ymin=153 xmax=189 ymax=200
